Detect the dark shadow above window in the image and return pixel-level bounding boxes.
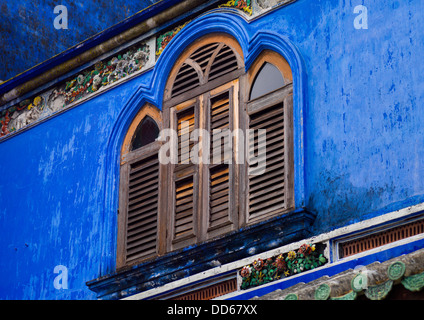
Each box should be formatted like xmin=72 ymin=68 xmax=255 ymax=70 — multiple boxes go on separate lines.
xmin=131 ymin=116 xmax=160 ymax=151
xmin=249 ymin=62 xmax=285 ymax=100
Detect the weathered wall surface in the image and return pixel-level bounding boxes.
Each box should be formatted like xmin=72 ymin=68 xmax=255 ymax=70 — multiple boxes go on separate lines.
xmin=0 ymin=0 xmax=158 ymax=81
xmin=1 ymin=0 xmax=423 ymax=299
xmin=0 ymin=73 xmax=151 ymax=299
xmin=292 ymin=0 xmax=424 ymax=232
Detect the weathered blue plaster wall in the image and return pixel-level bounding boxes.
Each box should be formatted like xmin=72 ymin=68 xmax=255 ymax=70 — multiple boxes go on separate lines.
xmin=1 ymin=0 xmax=424 ymax=299
xmin=0 ymin=72 xmax=152 ymax=299
xmin=0 ymin=0 xmax=158 ymax=81
xmin=284 ymin=0 xmax=424 ymax=232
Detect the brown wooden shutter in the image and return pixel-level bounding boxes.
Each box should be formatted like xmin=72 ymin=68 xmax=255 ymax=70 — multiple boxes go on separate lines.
xmin=248 ymin=102 xmax=286 ymax=222
xmin=171 ymin=102 xmax=199 ymax=249
xmin=206 ymin=85 xmax=237 ymax=237
xmin=125 ymin=154 xmax=159 ymax=263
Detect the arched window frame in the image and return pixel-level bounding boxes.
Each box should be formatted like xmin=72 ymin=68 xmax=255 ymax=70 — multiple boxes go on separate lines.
xmin=117 ymin=35 xmax=296 ymax=269
xmin=162 ymin=34 xmax=244 ymax=252
xmin=117 ymin=103 xmax=164 ymax=268
xmin=242 ymin=50 xmax=295 ymax=225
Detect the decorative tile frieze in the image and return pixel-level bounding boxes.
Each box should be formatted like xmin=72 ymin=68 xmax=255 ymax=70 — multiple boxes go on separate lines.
xmin=219 ymin=0 xmax=253 ymax=16
xmin=0 ymin=39 xmax=154 ymax=139
xmin=239 ymin=243 xmax=328 ymax=291
xmin=155 ymin=20 xmax=191 ymax=57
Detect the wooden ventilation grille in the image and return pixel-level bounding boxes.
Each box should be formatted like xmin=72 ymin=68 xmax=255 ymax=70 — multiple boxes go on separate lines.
xmin=126 ymin=155 xmax=159 ymax=262
xmin=340 ymin=218 xmax=424 ymax=258
xmin=172 ymin=278 xmax=237 ymax=300
xmin=191 ymin=42 xmax=220 ymax=75
xmin=208 ymin=44 xmax=238 ymax=82
xmin=172 ymin=63 xmax=202 ymax=98
xmin=248 ymin=103 xmax=286 ymax=221
xmin=174 ymin=176 xmax=195 ymax=240
xmin=171 ymin=42 xmax=239 ymax=98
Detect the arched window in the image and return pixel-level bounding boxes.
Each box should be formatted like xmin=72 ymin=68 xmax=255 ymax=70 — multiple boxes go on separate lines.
xmin=245 ymin=50 xmax=294 ymax=224
xmin=117 ymin=104 xmax=163 ymax=268
xmin=117 ymin=37 xmax=294 ymax=269
xmin=163 ymin=34 xmax=244 ymax=251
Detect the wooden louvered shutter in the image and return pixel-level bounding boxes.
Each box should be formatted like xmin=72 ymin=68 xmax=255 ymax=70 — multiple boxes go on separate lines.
xmin=117 ymin=104 xmax=163 ymax=269
xmin=205 ymin=82 xmax=238 ymax=238
xmin=170 ymin=100 xmax=199 ymax=249
xmin=164 ymin=38 xmax=243 ymax=248
xmin=247 ymin=84 xmax=294 ymax=224
xmin=117 ymin=139 xmax=162 ymax=268
xmin=126 ymin=155 xmax=159 ymax=262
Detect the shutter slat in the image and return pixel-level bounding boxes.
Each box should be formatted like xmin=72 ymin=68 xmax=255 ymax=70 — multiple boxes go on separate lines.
xmin=128 ymin=200 xmax=157 ymax=220
xmin=129 ymin=159 xmax=159 ymax=181
xmin=208 ymin=45 xmax=238 ymax=80
xmin=127 ymin=222 xmax=157 ymax=239
xmin=128 ymin=217 xmax=157 ymax=235
xmin=178 ymin=109 xmax=195 ymax=165
xmin=174 ymin=177 xmax=195 ymax=239
xmin=128 ymin=172 xmax=158 ymax=193
xmin=128 ymin=189 xmax=159 ymax=209
xmin=209 ymin=164 xmax=230 ymax=229
xmin=127 ymin=234 xmax=157 ymax=252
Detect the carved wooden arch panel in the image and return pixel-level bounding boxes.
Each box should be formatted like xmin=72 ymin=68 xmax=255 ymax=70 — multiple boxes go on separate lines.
xmin=164 ymin=34 xmax=244 ymax=102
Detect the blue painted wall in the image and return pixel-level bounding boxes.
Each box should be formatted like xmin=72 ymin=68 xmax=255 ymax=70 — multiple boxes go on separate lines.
xmin=0 ymin=0 xmax=158 ymax=81
xmin=1 ymin=0 xmax=424 ymax=299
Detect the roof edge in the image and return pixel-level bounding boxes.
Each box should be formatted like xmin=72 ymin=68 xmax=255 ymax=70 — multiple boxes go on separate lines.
xmin=0 ymin=0 xmax=207 ymax=105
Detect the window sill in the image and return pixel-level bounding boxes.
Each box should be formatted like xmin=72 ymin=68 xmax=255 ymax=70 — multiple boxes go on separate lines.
xmin=86 ymin=208 xmax=316 ymax=299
